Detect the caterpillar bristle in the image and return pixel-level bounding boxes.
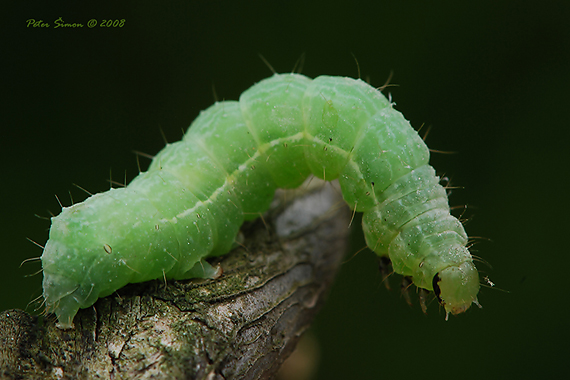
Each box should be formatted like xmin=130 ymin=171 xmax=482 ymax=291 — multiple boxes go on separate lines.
xmin=256 ymin=212 xmax=269 ymax=231
xmin=350 ymin=52 xmax=361 ymax=80
xmin=159 ymin=125 xmax=168 ymax=145
xmin=471 ymin=254 xmax=493 ymax=270
xmin=450 ymin=204 xmax=470 ymax=222
xmin=54 ymin=194 xmax=63 ymax=209
xmin=135 ymin=152 xmax=142 ymax=173
xmin=421 ymin=124 xmax=432 ymax=141
xmin=459 ymin=214 xmax=475 ymax=226
xmin=347 ymin=203 xmax=358 ymax=228
xmin=34 ymin=213 xmax=51 ymax=221
xmin=449 ymin=204 xmax=468 ymax=211
xmin=342 ymin=245 xmax=368 ymax=265
xmin=26 ymin=294 xmax=44 ymax=311
xmin=24 ymin=268 xmax=44 ymax=278
xmin=119 ymin=258 xmax=140 ymax=274
xmin=25 ymin=237 xmax=45 ymax=250
xmin=19 ymin=256 xmax=41 ymax=268
xmin=232 ymin=236 xmax=250 ymax=253
xmin=107 ymin=178 xmax=127 ymax=188
xmin=429 ymin=148 xmax=458 ymax=155
xmin=132 ymin=150 xmax=155 ymax=160
xmin=291 ymin=52 xmax=305 ymax=74
xmin=376 ymin=70 xmax=395 ymax=92
xmin=468 ymin=236 xmax=493 ymax=243
xmin=257 ymin=53 xmax=276 ymax=74
xmin=164 ymin=249 xmax=178 ymax=262
xmin=442 ymin=185 xmax=464 ymax=191
xmin=72 ymin=183 xmax=93 ymax=196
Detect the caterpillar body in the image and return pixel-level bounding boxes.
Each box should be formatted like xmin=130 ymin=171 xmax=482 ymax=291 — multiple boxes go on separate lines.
xmin=41 ymin=73 xmax=480 ymax=328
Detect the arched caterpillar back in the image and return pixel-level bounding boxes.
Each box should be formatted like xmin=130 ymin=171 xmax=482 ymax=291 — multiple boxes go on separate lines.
xmin=41 ymin=73 xmax=480 ymax=328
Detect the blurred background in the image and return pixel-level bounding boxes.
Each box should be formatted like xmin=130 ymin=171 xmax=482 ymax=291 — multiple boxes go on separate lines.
xmin=2 ymin=0 xmax=568 ymax=378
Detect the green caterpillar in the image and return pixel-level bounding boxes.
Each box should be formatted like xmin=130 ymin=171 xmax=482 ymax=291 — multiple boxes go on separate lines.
xmin=41 ymin=73 xmax=480 ymax=329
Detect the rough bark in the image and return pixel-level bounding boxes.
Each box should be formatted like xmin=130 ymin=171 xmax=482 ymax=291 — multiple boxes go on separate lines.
xmin=0 ymin=182 xmax=350 ymax=380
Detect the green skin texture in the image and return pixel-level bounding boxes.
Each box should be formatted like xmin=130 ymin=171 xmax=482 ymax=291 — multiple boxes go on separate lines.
xmin=41 ymin=73 xmax=480 ymax=329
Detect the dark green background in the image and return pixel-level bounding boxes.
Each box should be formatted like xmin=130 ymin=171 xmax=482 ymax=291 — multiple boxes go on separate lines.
xmin=2 ymin=1 xmax=568 ymax=378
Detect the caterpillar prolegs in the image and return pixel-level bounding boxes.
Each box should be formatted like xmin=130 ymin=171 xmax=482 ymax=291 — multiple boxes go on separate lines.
xmin=41 ymin=73 xmax=480 ymax=328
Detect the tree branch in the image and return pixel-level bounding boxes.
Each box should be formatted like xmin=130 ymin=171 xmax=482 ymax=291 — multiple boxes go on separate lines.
xmin=0 ymin=182 xmax=350 ymax=380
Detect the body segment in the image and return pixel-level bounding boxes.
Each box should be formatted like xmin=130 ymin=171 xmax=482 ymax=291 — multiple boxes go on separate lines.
xmin=41 ymin=73 xmax=480 ymax=328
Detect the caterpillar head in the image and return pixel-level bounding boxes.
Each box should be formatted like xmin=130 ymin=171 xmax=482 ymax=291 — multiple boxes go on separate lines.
xmin=433 ymin=261 xmax=480 ymax=319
